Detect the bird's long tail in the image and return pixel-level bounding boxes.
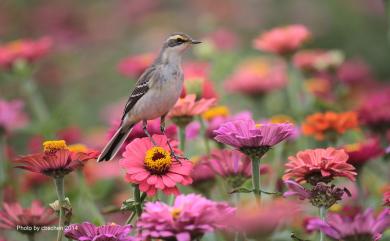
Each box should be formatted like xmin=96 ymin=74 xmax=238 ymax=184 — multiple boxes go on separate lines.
xmin=97 ymin=123 xmax=135 ymax=162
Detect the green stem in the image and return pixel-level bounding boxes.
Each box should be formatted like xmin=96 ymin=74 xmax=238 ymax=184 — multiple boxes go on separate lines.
xmin=21 ymin=79 xmax=49 ymax=122
xmin=179 ymin=126 xmax=186 ymax=153
xmin=27 ymin=234 xmax=35 ymax=241
xmin=54 ymin=177 xmax=65 ymax=241
xmin=198 ymin=117 xmax=210 ymax=154
xmin=319 ymin=206 xmax=326 ymax=241
xmin=134 ymin=185 xmax=141 ymax=216
xmin=0 ymin=134 xmax=6 ymax=200
xmin=251 ymin=158 xmax=261 ymax=203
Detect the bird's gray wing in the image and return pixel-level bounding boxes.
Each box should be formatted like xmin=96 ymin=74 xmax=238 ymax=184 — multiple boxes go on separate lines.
xmin=120 ymin=66 xmax=157 ymax=122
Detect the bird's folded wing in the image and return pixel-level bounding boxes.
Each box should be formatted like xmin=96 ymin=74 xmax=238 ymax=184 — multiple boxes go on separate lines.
xmin=121 ymin=66 xmax=157 ymax=121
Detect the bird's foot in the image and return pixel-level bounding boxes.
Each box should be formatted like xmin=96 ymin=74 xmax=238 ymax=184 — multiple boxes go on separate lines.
xmin=170 ymin=152 xmax=187 ymax=162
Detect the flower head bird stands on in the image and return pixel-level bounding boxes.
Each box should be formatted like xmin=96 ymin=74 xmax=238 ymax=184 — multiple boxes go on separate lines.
xmin=97 ymin=33 xmax=201 ymax=162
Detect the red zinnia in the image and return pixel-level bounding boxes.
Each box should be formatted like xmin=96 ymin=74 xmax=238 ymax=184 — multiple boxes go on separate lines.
xmin=283 ymin=148 xmax=356 ymax=185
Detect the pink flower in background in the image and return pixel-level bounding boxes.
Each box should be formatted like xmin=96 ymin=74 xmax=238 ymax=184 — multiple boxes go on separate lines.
xmin=182 ymin=62 xmax=218 ymax=99
xmin=283 ymin=148 xmax=356 ymax=185
xmin=208 ymin=28 xmax=238 ymax=51
xmin=0 ymin=201 xmax=56 ymax=233
xmin=169 ymin=95 xmax=216 ymax=118
xmin=119 ymin=135 xmax=193 ymax=196
xmin=253 ymin=24 xmax=311 ymax=55
xmin=343 ymin=138 xmax=383 ymax=169
xmin=206 ymin=111 xmax=252 ymax=139
xmin=306 ymin=208 xmax=390 ymax=241
xmin=117 ymin=53 xmax=154 ymax=79
xmin=0 ymin=37 xmax=52 ymax=69
xmin=83 ymin=160 xmax=122 ymax=184
xmin=225 ymin=57 xmax=287 ymax=96
xmin=231 ymin=200 xmax=300 ymax=239
xmin=185 ymin=121 xmax=201 ymax=140
xmin=214 ymin=119 xmax=294 ymax=149
xmin=358 ymin=88 xmax=390 ymax=131
xmin=384 ymin=188 xmax=390 ymax=206
xmin=21 ymin=172 xmax=50 ymax=191
xmin=337 ymin=59 xmax=375 ymax=87
xmin=56 ymin=126 xmax=82 ymax=144
xmin=293 ymin=49 xmax=345 ymax=72
xmin=137 ymin=194 xmax=235 ymax=241
xmin=107 ymin=118 xmax=177 ymax=157
xmin=65 ymin=222 xmax=137 ymax=241
xmin=190 ymin=156 xmax=216 ymax=184
xmin=0 ymin=99 xmax=28 ymax=134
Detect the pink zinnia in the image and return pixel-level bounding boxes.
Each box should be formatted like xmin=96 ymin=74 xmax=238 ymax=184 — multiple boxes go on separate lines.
xmin=206 ymin=111 xmax=252 ymax=139
xmin=253 ymin=24 xmax=311 ymax=55
xmin=119 ymin=135 xmax=193 ymax=196
xmin=306 ymin=208 xmax=390 ymax=241
xmin=0 ymin=99 xmax=28 ymax=134
xmin=65 ymin=222 xmax=137 ymax=241
xmin=169 ymin=94 xmax=216 ymax=118
xmin=137 ymin=194 xmax=235 ymax=241
xmin=283 ymin=148 xmax=356 ymax=185
xmin=224 ymin=57 xmax=287 ymax=96
xmin=0 ymin=201 xmax=56 ymax=234
xmin=214 ymin=119 xmax=294 ymax=158
xmin=293 ymin=49 xmax=345 ymax=72
xmin=0 ymin=37 xmax=52 ymax=69
xmin=117 ymin=53 xmax=154 ymax=79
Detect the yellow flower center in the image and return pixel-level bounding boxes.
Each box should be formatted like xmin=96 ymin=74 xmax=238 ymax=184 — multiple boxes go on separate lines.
xmin=43 ymin=140 xmax=68 ymax=152
xmin=255 ymin=123 xmax=263 ymax=128
xmin=329 ymin=203 xmax=342 ymax=212
xmin=68 ymin=144 xmax=88 ymax=153
xmin=171 ymin=208 xmax=181 ymax=219
xmin=202 ymin=106 xmax=230 ymax=121
xmin=6 ymin=40 xmax=23 ymax=53
xmin=344 ymin=143 xmax=361 ymax=152
xmin=144 ymin=147 xmax=172 ymax=174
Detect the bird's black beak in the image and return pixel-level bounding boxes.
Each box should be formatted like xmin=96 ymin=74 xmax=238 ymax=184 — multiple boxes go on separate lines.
xmin=190 ymin=39 xmax=202 ymax=44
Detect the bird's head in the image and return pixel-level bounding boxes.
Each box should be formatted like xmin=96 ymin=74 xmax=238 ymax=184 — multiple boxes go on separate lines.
xmin=163 ymin=33 xmax=201 ymax=53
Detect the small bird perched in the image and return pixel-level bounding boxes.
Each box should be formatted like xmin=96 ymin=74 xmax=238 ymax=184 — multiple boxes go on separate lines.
xmin=97 ymin=33 xmax=201 ymax=162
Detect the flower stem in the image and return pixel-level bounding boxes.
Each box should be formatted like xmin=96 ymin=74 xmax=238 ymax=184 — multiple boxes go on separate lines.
xmin=54 ymin=177 xmax=65 ymax=241
xmin=21 ymin=79 xmax=50 ymax=122
xmin=178 ymin=126 xmax=186 ymax=152
xmin=319 ymin=206 xmax=326 ymax=241
xmin=0 ymin=134 xmax=6 ymax=200
xmin=251 ymin=158 xmax=261 ymax=203
xmin=27 ymin=234 xmax=35 ymax=241
xmin=198 ymin=117 xmax=210 ymax=154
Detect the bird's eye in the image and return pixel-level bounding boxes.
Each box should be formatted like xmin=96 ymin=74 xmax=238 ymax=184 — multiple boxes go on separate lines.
xmin=176 ymin=38 xmax=185 ymax=44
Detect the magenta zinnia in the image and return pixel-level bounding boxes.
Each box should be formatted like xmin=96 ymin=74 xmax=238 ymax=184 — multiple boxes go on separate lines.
xmin=65 ymin=222 xmax=138 ymax=241
xmin=119 ymin=134 xmax=193 ymax=196
xmin=137 ymin=194 xmax=235 ymax=241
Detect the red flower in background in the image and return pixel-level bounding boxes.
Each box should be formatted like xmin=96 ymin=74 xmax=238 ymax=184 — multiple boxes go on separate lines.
xmin=253 ymin=24 xmax=311 ymax=55
xmin=208 ymin=28 xmax=238 ymax=51
xmin=117 ymin=53 xmax=155 ymax=79
xmin=0 ymin=37 xmax=52 ymax=69
xmin=293 ymin=49 xmax=344 ymax=73
xmin=225 ymin=57 xmax=286 ymax=96
xmin=343 ymin=138 xmax=383 ymax=169
xmin=182 ymin=61 xmax=218 ymax=99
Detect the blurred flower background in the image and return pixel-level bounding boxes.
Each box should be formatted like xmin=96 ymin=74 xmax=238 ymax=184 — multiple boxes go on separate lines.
xmin=1 ymin=0 xmax=390 ymax=241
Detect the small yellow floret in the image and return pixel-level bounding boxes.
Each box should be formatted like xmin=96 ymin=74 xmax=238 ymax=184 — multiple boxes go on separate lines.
xmin=144 ymin=147 xmax=172 ymax=174
xmin=68 ymin=144 xmax=88 ymax=153
xmin=202 ymin=106 xmax=230 ymax=121
xmin=270 ymin=115 xmax=295 ymax=124
xmin=171 ymin=208 xmax=181 ymax=219
xmin=344 ymin=143 xmax=361 ymax=152
xmin=329 ymin=204 xmax=342 ymax=212
xmin=43 ymin=140 xmax=68 ymax=152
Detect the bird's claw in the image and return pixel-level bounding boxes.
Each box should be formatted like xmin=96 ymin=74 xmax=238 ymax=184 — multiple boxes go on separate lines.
xmin=170 ymin=152 xmax=187 ymax=162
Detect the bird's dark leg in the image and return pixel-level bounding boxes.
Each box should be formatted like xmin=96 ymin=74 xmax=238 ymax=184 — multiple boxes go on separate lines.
xmin=142 ymin=120 xmax=157 ymax=146
xmin=160 ymin=114 xmax=186 ymax=161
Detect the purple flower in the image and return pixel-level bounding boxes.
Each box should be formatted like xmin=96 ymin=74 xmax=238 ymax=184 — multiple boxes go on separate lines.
xmin=283 ymin=180 xmax=311 ymax=200
xmin=64 ymin=222 xmax=137 ymax=241
xmin=137 ymin=194 xmax=235 ymax=241
xmin=306 ymin=208 xmax=390 ymax=241
xmin=206 ymin=111 xmax=252 ymax=139
xmin=213 ymin=119 xmax=293 ymax=159
xmin=185 ymin=121 xmax=201 ymax=140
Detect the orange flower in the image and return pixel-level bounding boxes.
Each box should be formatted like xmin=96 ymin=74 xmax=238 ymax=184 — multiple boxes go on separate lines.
xmin=302 ymin=112 xmax=358 ymax=140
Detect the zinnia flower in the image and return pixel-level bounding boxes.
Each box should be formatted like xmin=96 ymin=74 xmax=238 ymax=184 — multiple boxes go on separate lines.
xmin=0 ymin=37 xmax=52 ymax=69
xmin=190 ymin=156 xmax=216 ymax=194
xmin=0 ymin=99 xmax=28 ymax=134
xmin=384 ymin=189 xmax=390 ymax=207
xmin=343 ymin=139 xmax=383 ymax=169
xmin=65 ymin=222 xmax=137 ymax=241
xmin=182 ymin=62 xmax=218 ymax=100
xmin=231 ymin=199 xmax=300 ymax=239
xmin=169 ymin=94 xmax=216 ymax=127
xmin=337 ymin=59 xmax=374 ymax=87
xmin=208 ymin=149 xmax=269 ymax=188
xmin=137 ymin=194 xmax=235 ymax=241
xmin=302 ymin=111 xmax=359 ymax=141
xmin=358 ymin=88 xmax=390 ymax=132
xmin=0 ymin=201 xmax=56 ymax=234
xmin=119 ymin=134 xmax=193 ymax=196
xmin=15 ymin=140 xmax=98 ymax=178
xmin=293 ymin=49 xmax=345 ymax=72
xmin=206 ymin=111 xmax=252 ymax=139
xmin=225 ymin=57 xmax=286 ymax=96
xmin=107 ymin=118 xmax=177 ymax=157
xmin=253 ymin=24 xmax=311 ymax=55
xmin=306 ymin=208 xmax=390 ymax=241
xmin=214 ymin=119 xmax=294 ymax=158
xmin=117 ymin=53 xmax=154 ymax=79
xmin=283 ymin=148 xmax=356 ymax=185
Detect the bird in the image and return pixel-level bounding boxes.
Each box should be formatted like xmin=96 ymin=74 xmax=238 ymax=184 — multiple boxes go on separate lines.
xmin=97 ymin=33 xmax=201 ymax=162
